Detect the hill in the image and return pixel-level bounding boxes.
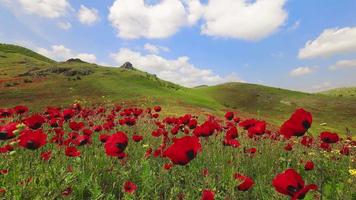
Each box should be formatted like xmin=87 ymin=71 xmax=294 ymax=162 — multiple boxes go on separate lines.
xmin=0 ymin=43 xmax=355 ymax=135
xmin=320 ymin=87 xmax=356 ymax=98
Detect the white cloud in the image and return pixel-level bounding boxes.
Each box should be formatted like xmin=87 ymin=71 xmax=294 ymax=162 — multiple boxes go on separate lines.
xmin=108 ymin=0 xmax=288 ymax=40
xmin=1 ymin=0 xmax=71 ymax=18
xmin=76 ymin=53 xmax=97 ymax=63
xmin=110 ymin=48 xmax=243 ymax=87
xmin=108 ymin=0 xmax=187 ymax=39
xmin=289 ymin=66 xmax=317 ymax=77
xmin=311 ymin=82 xmax=332 ymax=92
xmin=298 ymin=27 xmax=356 ymax=59
xmin=329 ymin=59 xmax=356 ymax=70
xmin=200 ymin=0 xmax=288 ymax=40
xmin=57 ymin=21 xmax=71 ymax=30
xmin=144 ymin=43 xmax=170 ymax=54
xmin=36 ymin=45 xmax=97 ymax=63
xmin=288 ymin=20 xmax=300 ymax=31
xmin=78 ymin=5 xmax=99 ymax=26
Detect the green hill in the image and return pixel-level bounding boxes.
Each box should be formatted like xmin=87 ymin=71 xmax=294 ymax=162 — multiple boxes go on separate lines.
xmin=0 ymin=43 xmax=355 ymax=135
xmin=320 ymin=87 xmax=356 ymax=98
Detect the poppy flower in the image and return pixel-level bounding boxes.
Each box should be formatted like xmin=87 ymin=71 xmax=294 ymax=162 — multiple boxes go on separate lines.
xmin=132 ymin=135 xmax=143 ymax=142
xmin=74 ymin=135 xmax=92 ymax=146
xmin=13 ymin=105 xmax=29 ymax=114
xmin=234 ymin=173 xmax=254 ymax=191
xmin=320 ymin=142 xmax=331 ymax=151
xmin=193 ymin=119 xmax=220 ymax=137
xmin=41 ymin=151 xmax=52 ymax=161
xmin=0 ymin=108 xmax=13 ymax=118
xmin=304 ymin=161 xmax=314 ymax=171
xmin=145 ymin=147 xmax=152 ymax=158
xmin=163 ymin=136 xmax=202 ymax=165
xmin=0 ymin=169 xmax=8 ymax=175
xmin=300 ymin=136 xmax=313 ymax=147
xmin=188 ymin=119 xmax=198 ymax=129
xmin=284 ymin=143 xmax=293 ymax=151
xmin=65 ymin=146 xmax=81 ymax=157
xmin=280 ymin=109 xmax=312 ymax=139
xmin=19 ymin=129 xmax=47 ymax=150
xmin=272 ymin=168 xmax=318 ymax=200
xmin=202 ymin=168 xmax=209 ymax=177
xmin=201 ymin=189 xmax=215 ymax=200
xmin=0 ymin=144 xmax=13 ymax=153
xmin=99 ymin=134 xmax=110 ymax=143
xmin=163 ymin=163 xmax=173 ymax=170
xmin=123 ymin=181 xmax=137 ymax=193
xmin=104 ymin=132 xmax=128 ymax=157
xmin=319 ymin=132 xmax=339 ymax=143
xmin=0 ymin=122 xmax=18 ymax=140
xmin=247 ymin=120 xmax=266 ymax=137
xmin=340 ymin=146 xmax=350 ymax=155
xmin=23 ymin=114 xmax=45 ymax=130
xmin=154 ymin=106 xmax=162 ymax=112
xmin=62 ymin=187 xmax=73 ymax=196
xmin=225 ymin=111 xmax=234 ymax=121
xmin=0 ymin=188 xmax=5 ymax=194
xmin=69 ymin=121 xmax=85 ymax=131
xmin=63 ymin=109 xmax=75 ymax=121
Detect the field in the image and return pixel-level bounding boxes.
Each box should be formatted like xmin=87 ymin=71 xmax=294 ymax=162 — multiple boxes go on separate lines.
xmin=0 ymin=44 xmax=355 ymax=199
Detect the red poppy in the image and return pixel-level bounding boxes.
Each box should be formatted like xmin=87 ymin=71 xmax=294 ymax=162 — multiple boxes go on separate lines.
xmin=62 ymin=187 xmax=73 ymax=196
xmin=99 ymin=134 xmax=110 ymax=143
xmin=154 ymin=106 xmax=162 ymax=112
xmin=65 ymin=146 xmax=81 ymax=157
xmin=69 ymin=121 xmax=85 ymax=131
xmin=0 ymin=122 xmax=17 ymax=140
xmin=280 ymin=109 xmax=312 ymax=139
xmin=193 ymin=119 xmax=220 ymax=137
xmin=272 ymin=168 xmax=318 ymax=200
xmin=132 ymin=135 xmax=143 ymax=142
xmin=163 ymin=163 xmax=173 ymax=170
xmin=104 ymin=132 xmax=128 ymax=157
xmin=0 ymin=169 xmax=8 ymax=175
xmin=284 ymin=143 xmax=293 ymax=151
xmin=41 ymin=151 xmax=52 ymax=161
xmin=0 ymin=144 xmax=13 ymax=153
xmin=225 ymin=111 xmax=234 ymax=121
xmin=123 ymin=181 xmax=137 ymax=193
xmin=19 ymin=129 xmax=47 ymax=150
xmin=163 ymin=136 xmax=202 ymax=165
xmin=320 ymin=142 xmax=331 ymax=151
xmin=201 ymin=189 xmax=215 ymax=200
xmin=319 ymin=132 xmax=339 ymax=143
xmin=188 ymin=118 xmax=198 ymax=129
xmin=304 ymin=161 xmax=314 ymax=171
xmin=63 ymin=109 xmax=75 ymax=120
xmin=0 ymin=188 xmax=5 ymax=194
xmin=300 ymin=136 xmax=313 ymax=147
xmin=0 ymin=108 xmax=13 ymax=118
xmin=74 ymin=135 xmax=92 ymax=146
xmin=23 ymin=114 xmax=45 ymax=130
xmin=202 ymin=168 xmax=209 ymax=177
xmin=13 ymin=105 xmax=29 ymax=114
xmin=234 ymin=173 xmax=254 ymax=191
xmin=145 ymin=147 xmax=152 ymax=158
xmin=340 ymin=146 xmax=350 ymax=155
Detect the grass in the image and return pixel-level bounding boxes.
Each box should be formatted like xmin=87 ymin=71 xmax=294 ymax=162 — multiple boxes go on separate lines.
xmin=0 ymin=43 xmax=355 ymax=135
xmin=0 ymin=104 xmax=354 ymax=199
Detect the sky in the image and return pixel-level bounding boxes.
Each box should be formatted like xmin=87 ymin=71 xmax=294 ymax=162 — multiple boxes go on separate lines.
xmin=0 ymin=0 xmax=356 ymax=92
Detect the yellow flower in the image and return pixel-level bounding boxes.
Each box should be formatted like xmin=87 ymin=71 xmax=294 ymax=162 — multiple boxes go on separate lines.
xmin=349 ymin=169 xmax=356 ymax=177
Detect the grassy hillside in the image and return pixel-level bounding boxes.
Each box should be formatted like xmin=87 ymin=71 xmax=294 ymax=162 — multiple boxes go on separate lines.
xmin=321 ymin=87 xmax=356 ymax=98
xmin=0 ymin=44 xmax=355 ymax=135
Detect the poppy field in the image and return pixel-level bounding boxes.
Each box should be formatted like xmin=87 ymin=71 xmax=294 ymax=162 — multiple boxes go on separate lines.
xmin=0 ymin=103 xmax=355 ymax=200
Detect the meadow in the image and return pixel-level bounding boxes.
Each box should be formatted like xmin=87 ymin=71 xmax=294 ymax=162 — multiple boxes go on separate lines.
xmin=0 ymin=104 xmax=355 ymax=200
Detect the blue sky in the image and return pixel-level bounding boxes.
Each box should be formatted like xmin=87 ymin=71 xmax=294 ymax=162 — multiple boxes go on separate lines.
xmin=1 ymin=0 xmax=356 ymax=92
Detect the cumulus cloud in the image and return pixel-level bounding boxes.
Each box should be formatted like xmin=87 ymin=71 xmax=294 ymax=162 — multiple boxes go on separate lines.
xmin=298 ymin=27 xmax=356 ymax=59
xmin=108 ymin=0 xmax=287 ymax=40
xmin=1 ymin=0 xmax=71 ymax=18
xmin=78 ymin=5 xmax=99 ymax=26
xmin=289 ymin=66 xmax=317 ymax=77
xmin=144 ymin=43 xmax=170 ymax=54
xmin=57 ymin=21 xmax=72 ymax=30
xmin=110 ymin=48 xmax=243 ymax=87
xmin=37 ymin=45 xmax=97 ymax=63
xmin=329 ymin=59 xmax=356 ymax=70
xmin=200 ymin=0 xmax=288 ymax=40
xmin=108 ymin=0 xmax=187 ymax=39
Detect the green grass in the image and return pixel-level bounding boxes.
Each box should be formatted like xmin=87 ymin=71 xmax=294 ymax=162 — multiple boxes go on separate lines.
xmin=0 ymin=43 xmax=355 ymax=135
xmin=321 ymin=87 xmax=356 ymax=98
